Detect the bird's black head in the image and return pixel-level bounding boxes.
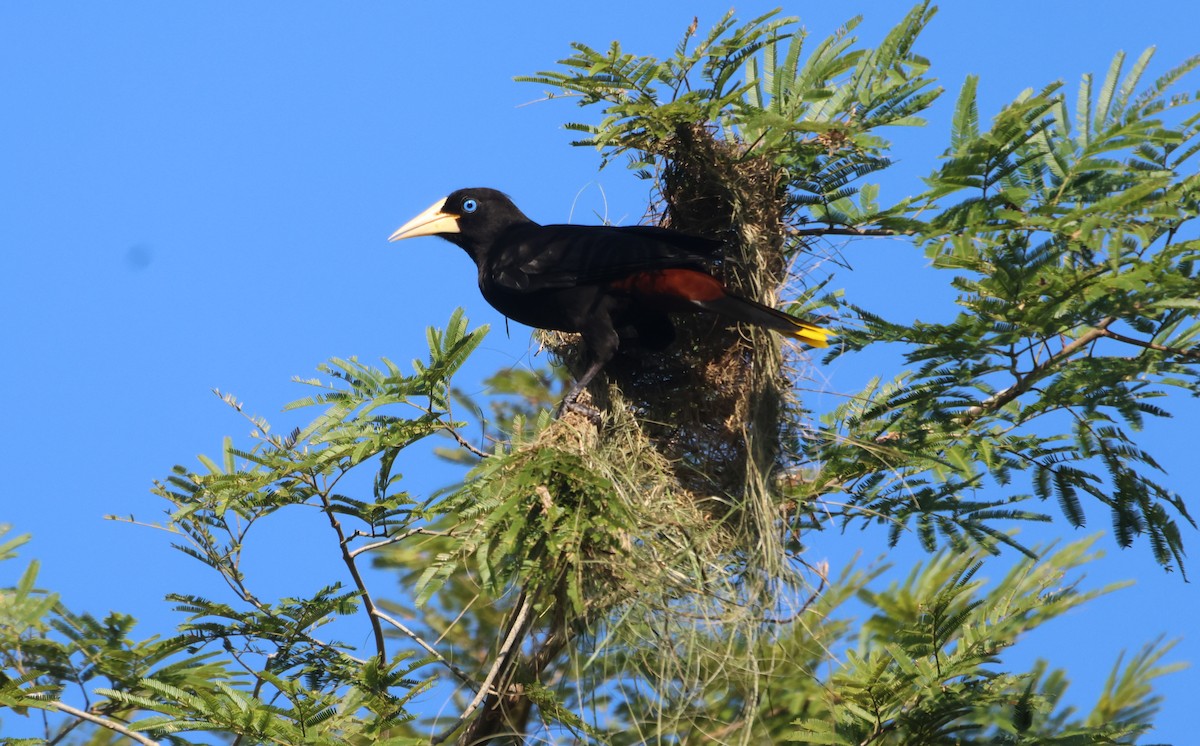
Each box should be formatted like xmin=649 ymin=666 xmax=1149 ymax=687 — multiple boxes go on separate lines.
xmin=389 ymin=188 xmax=532 ymax=259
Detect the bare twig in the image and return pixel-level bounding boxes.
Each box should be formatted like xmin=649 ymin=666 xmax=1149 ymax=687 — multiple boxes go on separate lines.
xmin=960 ymin=320 xmax=1115 ymax=423
xmin=787 ymin=225 xmax=907 ymax=237
xmin=437 ymin=593 xmax=481 ymax=645
xmin=441 ymin=423 xmax=490 ymax=459
xmin=46 ymin=713 xmax=85 ymax=745
xmin=318 ymin=487 xmax=388 ymax=661
xmin=432 ymin=590 xmax=534 ymax=745
xmin=347 ymin=527 xmax=454 ymax=559
xmin=50 ymin=702 xmax=161 ymax=746
xmin=372 ymin=609 xmax=480 ymax=689
xmin=515 ymin=90 xmax=584 ymax=108
xmin=404 ymin=396 xmax=491 ymax=460
xmin=763 ymin=563 xmax=828 ymax=625
xmin=1098 ymin=327 xmax=1200 ymax=360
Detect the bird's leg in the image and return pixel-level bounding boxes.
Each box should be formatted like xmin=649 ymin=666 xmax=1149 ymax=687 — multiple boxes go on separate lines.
xmin=556 ymin=315 xmax=620 ymax=423
xmin=556 ymin=358 xmax=605 ymax=422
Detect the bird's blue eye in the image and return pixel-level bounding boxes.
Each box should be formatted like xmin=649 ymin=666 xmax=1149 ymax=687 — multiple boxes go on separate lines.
xmin=462 ymin=198 xmax=478 ymax=213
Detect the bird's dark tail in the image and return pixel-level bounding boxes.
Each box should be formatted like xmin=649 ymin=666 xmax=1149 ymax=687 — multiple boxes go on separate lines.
xmin=696 ymin=294 xmax=831 ymax=348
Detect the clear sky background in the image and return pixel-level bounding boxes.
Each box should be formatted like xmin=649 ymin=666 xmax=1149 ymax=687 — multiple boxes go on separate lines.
xmin=2 ymin=2 xmax=1198 ymax=742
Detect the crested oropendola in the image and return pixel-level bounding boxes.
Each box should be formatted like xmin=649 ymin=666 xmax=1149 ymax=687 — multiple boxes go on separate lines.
xmin=389 ymin=188 xmax=830 ymax=415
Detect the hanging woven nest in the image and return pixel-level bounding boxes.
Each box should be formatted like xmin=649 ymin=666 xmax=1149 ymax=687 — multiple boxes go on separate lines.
xmin=546 ymin=123 xmax=806 ymax=520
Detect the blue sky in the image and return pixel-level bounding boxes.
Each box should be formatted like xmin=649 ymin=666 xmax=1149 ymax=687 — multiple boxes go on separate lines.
xmin=2 ymin=2 xmax=1198 ymax=742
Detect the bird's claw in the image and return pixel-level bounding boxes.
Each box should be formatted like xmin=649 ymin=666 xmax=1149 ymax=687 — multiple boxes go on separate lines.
xmin=556 ymin=397 xmax=601 ymax=424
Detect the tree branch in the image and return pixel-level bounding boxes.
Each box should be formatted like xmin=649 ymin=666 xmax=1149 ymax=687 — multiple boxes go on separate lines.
xmin=787 ymin=225 xmax=907 ymax=237
xmin=372 ymin=609 xmax=480 ymax=690
xmin=320 ymin=489 xmax=388 ymax=662
xmin=1098 ymin=327 xmax=1200 ymax=360
xmin=432 ymin=590 xmax=534 ymax=745
xmin=348 ymin=527 xmax=454 ymax=559
xmin=961 ymin=319 xmax=1115 ymax=423
xmin=50 ymin=702 xmax=161 ymax=746
xmin=46 ymin=712 xmax=86 ymax=746
xmin=442 ymin=423 xmax=490 ymax=459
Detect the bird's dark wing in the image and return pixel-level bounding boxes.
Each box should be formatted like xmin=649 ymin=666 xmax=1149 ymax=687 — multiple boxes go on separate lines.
xmin=601 ymin=225 xmax=724 ymax=256
xmin=487 ymin=224 xmax=723 ymax=292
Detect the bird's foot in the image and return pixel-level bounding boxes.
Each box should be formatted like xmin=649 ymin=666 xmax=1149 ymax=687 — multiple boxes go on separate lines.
xmin=556 ymin=396 xmax=601 ymax=425
xmin=557 ymin=368 xmax=604 ymax=425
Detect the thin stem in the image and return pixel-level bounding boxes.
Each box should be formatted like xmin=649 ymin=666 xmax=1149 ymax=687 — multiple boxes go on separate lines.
xmin=431 ymin=590 xmax=534 ymax=745
xmin=1098 ymin=327 xmax=1200 ymax=359
xmin=416 ymin=395 xmax=490 ymax=460
xmin=443 ymin=424 xmax=490 ymax=459
xmin=787 ymin=226 xmax=905 ymax=237
xmin=46 ymin=715 xmax=85 ymax=745
xmin=347 ymin=527 xmax=455 ymax=559
xmin=372 ymin=609 xmax=480 ymax=690
xmin=319 ymin=486 xmax=388 ymax=662
xmin=960 ymin=319 xmax=1115 ymax=423
xmin=50 ymin=702 xmax=160 ymax=746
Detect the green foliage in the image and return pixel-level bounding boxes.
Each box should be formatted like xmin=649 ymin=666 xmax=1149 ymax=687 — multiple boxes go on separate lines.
xmin=4 ymin=8 xmax=1196 ymax=746
xmin=419 ymin=439 xmax=634 ymax=615
xmin=0 ymin=526 xmax=241 ymax=743
xmin=535 ymin=535 xmax=1175 ymax=744
xmin=1 ymin=311 xmax=486 ymax=742
xmin=824 ymin=47 xmax=1200 ymax=573
xmin=437 ymin=365 xmax=570 ymax=465
xmin=518 ymin=4 xmax=941 ymax=233
xmin=784 ymin=538 xmax=1183 ymax=745
xmin=94 ymin=659 xmax=428 ymax=745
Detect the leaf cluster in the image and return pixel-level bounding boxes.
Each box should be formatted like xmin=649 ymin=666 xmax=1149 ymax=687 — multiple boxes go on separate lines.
xmin=0 ymin=525 xmax=241 ymax=744
xmin=820 ymin=47 xmax=1200 ymax=573
xmin=1 ymin=312 xmax=488 ymax=742
xmin=518 ymin=4 xmax=943 ymax=234
xmin=785 ymin=538 xmax=1182 ymax=745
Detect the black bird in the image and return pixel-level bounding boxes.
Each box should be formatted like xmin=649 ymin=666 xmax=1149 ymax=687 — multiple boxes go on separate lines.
xmin=389 ymin=188 xmax=830 ymax=413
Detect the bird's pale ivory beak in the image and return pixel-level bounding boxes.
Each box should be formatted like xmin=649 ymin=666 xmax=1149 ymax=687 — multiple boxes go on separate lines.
xmin=388 ymin=198 xmax=461 ymax=242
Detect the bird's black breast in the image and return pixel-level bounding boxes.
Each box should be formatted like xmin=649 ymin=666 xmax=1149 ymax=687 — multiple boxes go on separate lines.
xmin=480 ymin=283 xmax=604 ymax=334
